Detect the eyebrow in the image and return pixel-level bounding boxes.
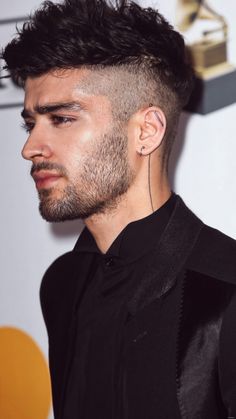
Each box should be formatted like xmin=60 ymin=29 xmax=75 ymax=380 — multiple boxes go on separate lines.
xmin=21 ymin=102 xmax=82 ymax=119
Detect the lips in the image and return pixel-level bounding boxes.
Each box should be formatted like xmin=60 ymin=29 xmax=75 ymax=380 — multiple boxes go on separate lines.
xmin=32 ymin=171 xmax=62 ymax=189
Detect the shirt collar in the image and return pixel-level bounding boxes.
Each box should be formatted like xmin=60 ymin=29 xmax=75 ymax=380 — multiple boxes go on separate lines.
xmin=74 ymin=193 xmax=177 ymax=262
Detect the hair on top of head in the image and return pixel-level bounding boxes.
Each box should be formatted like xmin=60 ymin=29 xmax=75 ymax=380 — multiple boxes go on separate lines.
xmin=2 ymin=0 xmax=193 ymax=107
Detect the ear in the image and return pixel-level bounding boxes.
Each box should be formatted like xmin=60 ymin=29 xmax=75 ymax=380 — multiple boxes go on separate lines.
xmin=135 ymin=106 xmax=166 ymax=156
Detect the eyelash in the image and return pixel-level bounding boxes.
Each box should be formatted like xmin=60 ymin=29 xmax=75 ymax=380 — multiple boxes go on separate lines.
xmin=21 ymin=121 xmax=34 ymax=133
xmin=21 ymin=115 xmax=75 ymax=133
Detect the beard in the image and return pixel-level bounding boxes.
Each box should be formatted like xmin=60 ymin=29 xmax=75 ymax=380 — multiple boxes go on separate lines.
xmin=32 ymin=127 xmax=135 ymax=222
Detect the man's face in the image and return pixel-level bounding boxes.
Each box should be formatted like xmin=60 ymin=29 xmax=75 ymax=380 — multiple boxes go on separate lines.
xmin=22 ymin=69 xmax=135 ymax=221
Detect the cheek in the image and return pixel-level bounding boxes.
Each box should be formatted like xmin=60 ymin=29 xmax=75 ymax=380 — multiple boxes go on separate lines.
xmin=61 ymin=126 xmax=95 ymax=164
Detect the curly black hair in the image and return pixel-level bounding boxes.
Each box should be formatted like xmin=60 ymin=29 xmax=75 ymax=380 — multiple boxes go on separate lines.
xmin=2 ymin=0 xmax=194 ymax=165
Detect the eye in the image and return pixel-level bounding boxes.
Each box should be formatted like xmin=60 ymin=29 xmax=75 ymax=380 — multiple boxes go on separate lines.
xmin=51 ymin=115 xmax=75 ymax=127
xmin=21 ymin=121 xmax=35 ymax=133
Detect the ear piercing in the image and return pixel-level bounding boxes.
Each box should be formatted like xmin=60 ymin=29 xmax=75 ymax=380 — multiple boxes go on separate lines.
xmin=138 ymin=146 xmax=145 ymax=156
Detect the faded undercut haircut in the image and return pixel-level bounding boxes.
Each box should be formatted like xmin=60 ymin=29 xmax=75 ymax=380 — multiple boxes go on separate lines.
xmin=2 ymin=0 xmax=194 ymax=168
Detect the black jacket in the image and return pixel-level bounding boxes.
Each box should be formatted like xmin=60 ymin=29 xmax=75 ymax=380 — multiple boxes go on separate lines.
xmin=40 ymin=196 xmax=236 ymax=419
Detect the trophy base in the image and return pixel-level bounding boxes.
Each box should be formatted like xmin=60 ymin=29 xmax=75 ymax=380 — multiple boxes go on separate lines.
xmin=185 ymin=66 xmax=236 ymax=114
xmin=189 ymin=40 xmax=227 ymax=71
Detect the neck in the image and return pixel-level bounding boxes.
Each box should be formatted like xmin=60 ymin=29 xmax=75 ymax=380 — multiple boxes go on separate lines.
xmin=84 ymin=175 xmax=171 ymax=254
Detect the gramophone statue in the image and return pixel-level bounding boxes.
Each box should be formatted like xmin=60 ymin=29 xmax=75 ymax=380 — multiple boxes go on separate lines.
xmin=176 ymin=0 xmax=236 ymax=114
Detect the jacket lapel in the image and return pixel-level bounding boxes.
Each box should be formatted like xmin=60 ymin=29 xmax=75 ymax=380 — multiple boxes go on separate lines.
xmin=127 ymin=196 xmax=203 ymax=315
xmin=177 ymin=271 xmax=235 ymax=419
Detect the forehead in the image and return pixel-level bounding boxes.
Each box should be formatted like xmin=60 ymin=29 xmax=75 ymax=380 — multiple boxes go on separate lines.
xmin=24 ymin=68 xmax=110 ymax=109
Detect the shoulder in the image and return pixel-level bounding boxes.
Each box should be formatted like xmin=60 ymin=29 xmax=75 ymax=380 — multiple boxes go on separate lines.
xmin=178 ymin=222 xmax=236 ymax=411
xmin=40 ymin=249 xmax=95 ymax=324
xmin=40 ymin=251 xmax=80 ymax=325
xmin=187 ymin=223 xmax=236 ymax=285
xmin=40 ymin=251 xmax=79 ymax=302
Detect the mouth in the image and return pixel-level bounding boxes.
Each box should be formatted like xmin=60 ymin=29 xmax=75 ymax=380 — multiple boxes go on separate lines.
xmin=32 ymin=171 xmax=62 ymax=190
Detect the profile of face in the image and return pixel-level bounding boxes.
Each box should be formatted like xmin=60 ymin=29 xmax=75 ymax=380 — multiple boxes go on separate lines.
xmin=21 ymin=69 xmax=135 ymax=221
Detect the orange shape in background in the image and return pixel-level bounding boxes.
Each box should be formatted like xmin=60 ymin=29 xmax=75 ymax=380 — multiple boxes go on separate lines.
xmin=0 ymin=327 xmax=51 ymax=419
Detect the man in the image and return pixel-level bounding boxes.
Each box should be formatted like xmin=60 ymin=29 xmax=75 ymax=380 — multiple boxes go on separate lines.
xmin=2 ymin=0 xmax=236 ymax=418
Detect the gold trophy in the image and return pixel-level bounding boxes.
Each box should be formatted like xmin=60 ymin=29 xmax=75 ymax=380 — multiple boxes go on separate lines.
xmin=176 ymin=0 xmax=236 ymax=114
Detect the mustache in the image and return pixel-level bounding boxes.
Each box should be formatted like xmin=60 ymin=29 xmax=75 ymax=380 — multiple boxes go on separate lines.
xmin=30 ymin=162 xmax=67 ymax=177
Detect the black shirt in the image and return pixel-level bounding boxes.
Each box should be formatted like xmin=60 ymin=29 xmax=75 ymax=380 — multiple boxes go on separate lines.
xmin=62 ymin=193 xmax=180 ymax=419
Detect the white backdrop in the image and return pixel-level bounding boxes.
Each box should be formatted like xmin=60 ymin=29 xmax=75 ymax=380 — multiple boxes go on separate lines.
xmin=1 ymin=1 xmax=236 ymax=418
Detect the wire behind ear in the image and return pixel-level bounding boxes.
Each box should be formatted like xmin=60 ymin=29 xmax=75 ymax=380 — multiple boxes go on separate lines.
xmin=148 ymin=154 xmax=154 ymax=213
xmin=149 ymin=103 xmax=164 ymax=127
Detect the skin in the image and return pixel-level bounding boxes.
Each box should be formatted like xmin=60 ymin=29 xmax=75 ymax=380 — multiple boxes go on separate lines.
xmin=22 ymin=68 xmax=171 ymax=253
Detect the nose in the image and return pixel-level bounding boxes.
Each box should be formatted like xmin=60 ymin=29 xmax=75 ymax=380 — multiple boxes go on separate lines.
xmin=21 ymin=131 xmax=52 ymax=161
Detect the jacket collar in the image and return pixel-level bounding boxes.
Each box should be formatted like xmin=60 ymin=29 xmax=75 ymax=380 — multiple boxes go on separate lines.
xmin=74 ymin=193 xmax=177 ymax=262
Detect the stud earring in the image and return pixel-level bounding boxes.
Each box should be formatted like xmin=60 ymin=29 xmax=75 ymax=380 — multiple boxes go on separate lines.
xmin=138 ymin=146 xmax=145 ymax=156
